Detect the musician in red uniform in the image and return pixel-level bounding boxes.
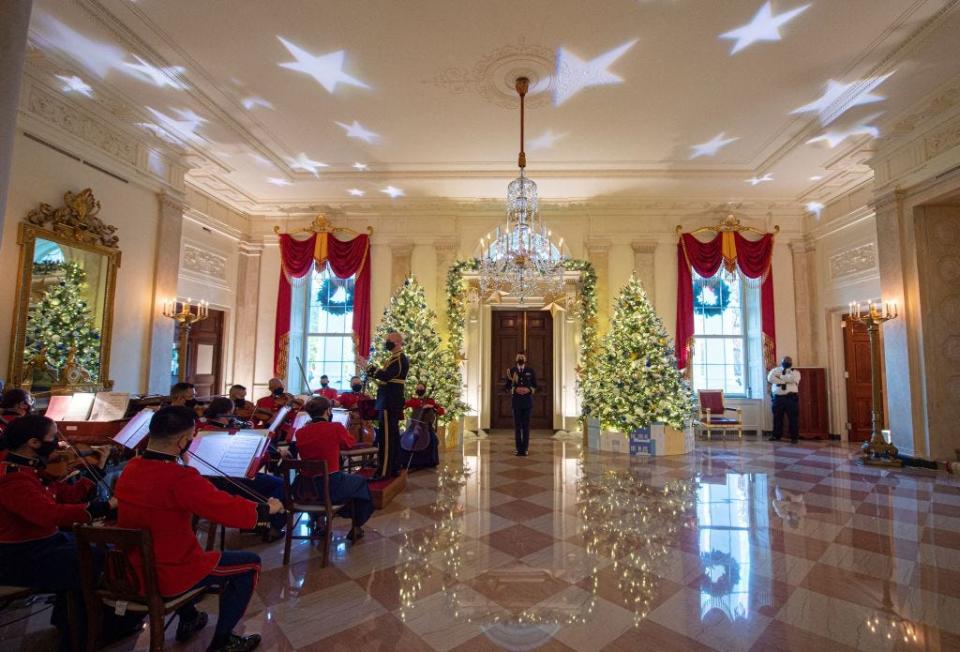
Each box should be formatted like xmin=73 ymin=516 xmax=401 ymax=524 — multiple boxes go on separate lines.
xmin=295 ymin=397 xmax=374 ymax=541
xmin=315 ymin=375 xmax=339 ymax=403
xmin=0 ymin=415 xmax=141 ymax=650
xmin=401 ymin=382 xmax=442 ymax=470
xmin=403 ymin=382 xmax=446 ymax=416
xmin=254 ymin=378 xmax=286 ymax=412
xmin=168 ymin=382 xmax=198 ymax=408
xmin=337 ymin=376 xmax=371 ymax=411
xmin=197 ymin=398 xmax=286 ymax=541
xmin=0 ymin=388 xmax=32 ymax=432
xmin=115 ymin=406 xmax=283 ymax=652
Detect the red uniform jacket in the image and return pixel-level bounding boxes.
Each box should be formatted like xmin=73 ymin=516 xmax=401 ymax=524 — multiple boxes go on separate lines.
xmin=115 ymin=453 xmax=266 ymax=596
xmin=315 ymin=387 xmax=338 ymax=401
xmin=295 ymin=420 xmax=356 ymax=474
xmin=0 ymin=456 xmax=94 ymax=543
xmin=404 ymin=397 xmax=446 ymax=417
xmin=337 ymin=391 xmax=371 ymax=411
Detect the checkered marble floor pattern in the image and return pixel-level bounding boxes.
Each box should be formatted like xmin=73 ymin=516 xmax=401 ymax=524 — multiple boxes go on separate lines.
xmin=5 ymin=436 xmax=960 ymax=652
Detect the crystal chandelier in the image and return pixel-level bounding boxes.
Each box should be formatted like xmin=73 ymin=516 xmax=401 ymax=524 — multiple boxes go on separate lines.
xmin=479 ymin=77 xmax=566 ymax=304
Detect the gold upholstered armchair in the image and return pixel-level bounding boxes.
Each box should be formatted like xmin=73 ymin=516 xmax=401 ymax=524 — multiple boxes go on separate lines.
xmin=697 ymin=390 xmax=743 ymax=440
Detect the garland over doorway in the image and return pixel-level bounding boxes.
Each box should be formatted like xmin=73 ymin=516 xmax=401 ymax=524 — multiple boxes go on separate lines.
xmin=445 ymin=257 xmax=599 ymax=380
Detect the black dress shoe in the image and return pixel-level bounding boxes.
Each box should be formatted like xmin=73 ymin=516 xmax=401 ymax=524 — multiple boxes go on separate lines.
xmin=208 ymin=633 xmax=262 ymax=652
xmin=347 ymin=526 xmax=364 ymax=542
xmin=519 ymin=451 xmax=528 ymax=457
xmin=175 ymin=610 xmax=208 ymax=642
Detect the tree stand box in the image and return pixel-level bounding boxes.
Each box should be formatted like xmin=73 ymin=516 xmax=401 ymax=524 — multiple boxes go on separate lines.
xmin=629 ymin=424 xmax=695 ymax=456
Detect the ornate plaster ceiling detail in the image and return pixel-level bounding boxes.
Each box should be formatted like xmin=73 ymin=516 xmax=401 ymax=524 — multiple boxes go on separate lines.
xmin=423 ymin=37 xmax=554 ymax=109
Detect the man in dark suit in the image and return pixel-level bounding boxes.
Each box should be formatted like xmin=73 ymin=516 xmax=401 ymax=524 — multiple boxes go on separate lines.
xmin=367 ymin=331 xmax=409 ymax=478
xmin=504 ymin=351 xmax=538 ymax=456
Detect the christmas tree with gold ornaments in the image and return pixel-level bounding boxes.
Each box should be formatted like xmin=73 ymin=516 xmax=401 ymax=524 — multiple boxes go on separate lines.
xmin=24 ymin=261 xmax=101 ymax=377
xmin=581 ymin=276 xmax=693 ymax=431
xmin=370 ymin=277 xmax=468 ymax=423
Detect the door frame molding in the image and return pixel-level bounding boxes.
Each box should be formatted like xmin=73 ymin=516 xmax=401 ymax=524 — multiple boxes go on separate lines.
xmin=461 ymin=273 xmax=583 ymax=433
xmin=487 ymin=308 xmax=556 ymax=430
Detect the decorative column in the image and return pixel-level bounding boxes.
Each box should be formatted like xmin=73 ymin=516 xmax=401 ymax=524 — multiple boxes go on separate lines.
xmin=631 ymin=240 xmax=657 ymax=304
xmin=435 ymin=240 xmax=458 ymax=337
xmin=391 ymin=241 xmax=413 ymax=291
xmin=790 ymin=237 xmax=819 ymax=365
xmin=232 ymin=240 xmax=262 ymax=392
xmin=147 ymin=192 xmax=185 ymax=394
xmin=585 ymin=239 xmax=611 ymax=335
xmin=0 ymin=0 xmax=33 ymax=250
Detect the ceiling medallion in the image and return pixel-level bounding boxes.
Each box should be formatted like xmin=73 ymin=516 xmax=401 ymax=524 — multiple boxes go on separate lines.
xmin=479 ymin=77 xmax=566 ymax=305
xmin=423 ymin=38 xmax=553 ymax=109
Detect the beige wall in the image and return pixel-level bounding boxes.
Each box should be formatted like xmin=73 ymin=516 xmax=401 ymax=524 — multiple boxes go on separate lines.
xmin=0 ymin=132 xmax=159 ymax=393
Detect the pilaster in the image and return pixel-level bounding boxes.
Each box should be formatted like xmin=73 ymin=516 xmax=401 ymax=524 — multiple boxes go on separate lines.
xmin=147 ymin=192 xmax=185 ymax=393
xmin=790 ymin=238 xmax=819 ymax=365
xmin=233 ymin=240 xmax=263 ymax=393
xmin=631 ymin=240 xmax=657 ymax=304
xmin=391 ymin=242 xmax=414 ymax=292
xmin=585 ymin=239 xmax=611 ymax=334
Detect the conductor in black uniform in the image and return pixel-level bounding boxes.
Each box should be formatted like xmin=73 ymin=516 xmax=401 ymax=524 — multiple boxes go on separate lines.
xmin=367 ymin=331 xmax=409 ymax=478
xmin=504 ymin=351 xmax=538 ymax=456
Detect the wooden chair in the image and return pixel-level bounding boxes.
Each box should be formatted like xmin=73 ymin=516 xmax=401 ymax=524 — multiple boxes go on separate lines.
xmin=75 ymin=525 xmax=210 ymax=652
xmin=279 ymin=459 xmax=347 ymax=567
xmin=697 ymin=389 xmax=743 ymax=440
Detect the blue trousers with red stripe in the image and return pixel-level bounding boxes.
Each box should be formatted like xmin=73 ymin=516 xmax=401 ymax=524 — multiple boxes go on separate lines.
xmin=177 ymin=551 xmax=260 ymax=639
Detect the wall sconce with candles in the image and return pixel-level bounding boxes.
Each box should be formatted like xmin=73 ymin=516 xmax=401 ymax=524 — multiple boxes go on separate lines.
xmin=162 ymin=298 xmax=209 ymax=383
xmin=848 ymin=300 xmax=902 ymax=467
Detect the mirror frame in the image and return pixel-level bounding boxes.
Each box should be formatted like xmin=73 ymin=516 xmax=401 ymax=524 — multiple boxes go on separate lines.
xmin=8 ymin=189 xmax=121 ymax=394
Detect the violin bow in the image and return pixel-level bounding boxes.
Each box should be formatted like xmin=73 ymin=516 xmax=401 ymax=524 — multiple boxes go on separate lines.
xmin=295 ymin=356 xmax=313 ymax=395
xmin=63 ymin=440 xmax=113 ymax=500
xmin=185 ymin=448 xmax=283 ymax=510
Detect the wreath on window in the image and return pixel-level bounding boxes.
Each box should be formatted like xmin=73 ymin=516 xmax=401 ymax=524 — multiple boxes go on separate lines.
xmin=316 ymin=277 xmax=354 ymax=315
xmin=699 ymin=549 xmax=741 ymax=597
xmin=693 ymin=276 xmax=732 ymax=317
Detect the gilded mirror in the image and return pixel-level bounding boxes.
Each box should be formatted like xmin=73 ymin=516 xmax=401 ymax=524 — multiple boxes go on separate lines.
xmin=8 ymin=189 xmax=120 ymax=394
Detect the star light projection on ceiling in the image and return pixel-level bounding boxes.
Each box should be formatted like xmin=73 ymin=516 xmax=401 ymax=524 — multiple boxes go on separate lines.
xmin=807 ymin=114 xmax=881 ymax=147
xmin=267 ymin=177 xmax=292 ymax=186
xmin=139 ymin=107 xmax=207 ymax=145
xmin=352 ymin=162 xmax=369 ymax=171
xmin=720 ymin=2 xmax=811 ymax=55
xmin=57 ymin=75 xmax=93 ymax=97
xmin=123 ymin=54 xmax=187 ymax=89
xmin=552 ymin=39 xmax=637 ymax=106
xmin=381 ymin=186 xmax=404 ymax=198
xmin=336 ymin=120 xmax=380 ymax=143
xmin=347 ymin=188 xmax=365 ymax=196
xmin=746 ymin=173 xmax=774 ymax=185
xmin=528 ymin=130 xmax=567 ymax=151
xmin=241 ymin=96 xmax=274 ymax=111
xmin=277 ymin=36 xmax=369 ymax=93
xmin=791 ymin=73 xmax=894 ymax=125
xmin=690 ymin=133 xmax=739 ymax=159
xmin=288 ymin=152 xmax=327 ymax=175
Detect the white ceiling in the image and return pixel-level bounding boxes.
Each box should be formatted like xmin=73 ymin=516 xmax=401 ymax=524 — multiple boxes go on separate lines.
xmin=23 ymin=0 xmax=960 ymax=214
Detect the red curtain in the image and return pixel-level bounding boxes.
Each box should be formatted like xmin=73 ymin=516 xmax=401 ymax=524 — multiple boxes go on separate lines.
xmin=676 ymin=231 xmax=776 ymax=373
xmin=273 ymin=232 xmax=371 ymax=378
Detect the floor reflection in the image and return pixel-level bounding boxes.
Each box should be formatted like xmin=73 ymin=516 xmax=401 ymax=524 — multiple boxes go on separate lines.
xmin=11 ymin=436 xmax=958 ymax=651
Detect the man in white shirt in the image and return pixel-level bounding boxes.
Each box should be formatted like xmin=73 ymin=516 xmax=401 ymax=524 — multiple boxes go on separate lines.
xmin=767 ymin=356 xmax=801 ymax=443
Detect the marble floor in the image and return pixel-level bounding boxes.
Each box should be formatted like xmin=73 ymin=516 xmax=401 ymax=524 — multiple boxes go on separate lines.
xmin=4 ymin=434 xmax=960 ymax=651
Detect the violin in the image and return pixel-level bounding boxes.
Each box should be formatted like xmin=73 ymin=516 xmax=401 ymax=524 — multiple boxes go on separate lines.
xmin=233 ymin=401 xmax=273 ymax=423
xmin=41 ymin=444 xmax=112 ymax=482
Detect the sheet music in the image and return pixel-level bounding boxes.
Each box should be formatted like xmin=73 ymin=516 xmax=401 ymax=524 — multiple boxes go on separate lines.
xmin=46 ymin=393 xmax=96 ymax=421
xmin=332 ymin=408 xmax=350 ymax=428
xmin=267 ymin=406 xmax=291 ymax=433
xmin=89 ymin=392 xmax=130 ymax=422
xmin=44 ymin=396 xmax=73 ymax=421
xmin=289 ymin=411 xmax=311 ymax=442
xmin=112 ymin=409 xmax=155 ymax=448
xmin=187 ymin=431 xmax=267 ymax=478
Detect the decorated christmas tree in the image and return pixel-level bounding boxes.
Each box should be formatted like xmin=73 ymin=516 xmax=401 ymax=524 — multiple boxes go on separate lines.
xmin=581 ymin=276 xmax=692 ymax=431
xmin=24 ymin=261 xmax=101 ymax=376
xmin=371 ymin=277 xmax=468 ymax=423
